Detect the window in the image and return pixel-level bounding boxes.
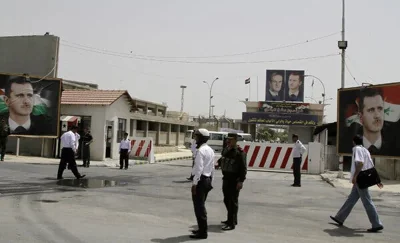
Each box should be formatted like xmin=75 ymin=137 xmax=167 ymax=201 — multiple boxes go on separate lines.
xmin=210 ymin=133 xmax=223 ymax=141
xmin=117 ymin=118 xmax=127 ymax=142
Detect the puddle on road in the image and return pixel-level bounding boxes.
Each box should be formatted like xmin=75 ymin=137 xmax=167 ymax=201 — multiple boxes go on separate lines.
xmin=56 ymin=179 xmax=127 ymax=188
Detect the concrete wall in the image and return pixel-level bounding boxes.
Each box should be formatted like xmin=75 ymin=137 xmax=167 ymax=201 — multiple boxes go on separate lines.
xmin=0 ymin=35 xmax=59 ymax=77
xmin=375 ymin=158 xmax=400 ymax=180
xmin=61 ymin=105 xmax=106 ymax=161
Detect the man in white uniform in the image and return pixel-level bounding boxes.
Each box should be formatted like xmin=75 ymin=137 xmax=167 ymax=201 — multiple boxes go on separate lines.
xmin=330 ymin=135 xmax=384 ymax=232
xmin=187 ymin=131 xmax=197 ymax=181
xmin=291 ymin=134 xmax=306 ymax=187
xmin=190 ymin=129 xmax=215 ymax=239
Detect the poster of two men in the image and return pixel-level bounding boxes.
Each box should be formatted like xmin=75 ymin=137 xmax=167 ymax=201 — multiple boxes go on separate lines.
xmin=265 ymin=70 xmax=305 ymax=102
xmin=337 ymin=83 xmax=400 ymax=158
xmin=0 ymin=72 xmax=61 ymax=137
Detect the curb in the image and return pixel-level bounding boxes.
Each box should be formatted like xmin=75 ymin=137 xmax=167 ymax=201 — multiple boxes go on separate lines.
xmin=321 ymin=175 xmax=336 ymax=188
xmin=155 ymin=156 xmax=192 ymax=163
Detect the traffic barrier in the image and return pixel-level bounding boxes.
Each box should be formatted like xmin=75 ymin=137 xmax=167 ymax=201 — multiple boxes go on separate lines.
xmin=129 ymin=137 xmax=155 ymax=164
xmin=237 ymin=142 xmax=309 ymax=172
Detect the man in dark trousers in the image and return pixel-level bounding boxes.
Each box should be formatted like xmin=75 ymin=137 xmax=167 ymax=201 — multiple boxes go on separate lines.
xmin=119 ymin=132 xmax=131 ymax=170
xmin=190 ymin=129 xmax=215 ymax=239
xmin=218 ymin=133 xmax=247 ymax=231
xmin=81 ymin=128 xmax=93 ymax=167
xmin=0 ymin=118 xmax=11 ymax=161
xmin=291 ymin=134 xmax=306 ymax=187
xmin=57 ymin=125 xmax=86 ymax=180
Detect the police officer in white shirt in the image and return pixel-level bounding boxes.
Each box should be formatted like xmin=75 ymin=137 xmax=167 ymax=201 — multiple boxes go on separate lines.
xmin=187 ymin=131 xmax=198 ymax=181
xmin=119 ymin=132 xmax=131 ymax=169
xmin=190 ymin=128 xmax=215 ymax=239
xmin=291 ymin=134 xmax=306 ymax=187
xmin=330 ymin=135 xmax=384 ymax=232
xmin=57 ymin=125 xmax=85 ymax=180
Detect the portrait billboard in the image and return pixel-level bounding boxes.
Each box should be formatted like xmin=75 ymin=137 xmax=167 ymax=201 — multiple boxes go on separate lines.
xmin=0 ymin=72 xmax=62 ymax=138
xmin=242 ymin=112 xmax=318 ymax=126
xmin=265 ymin=70 xmax=285 ymax=101
xmin=337 ymin=83 xmax=400 ymax=158
xmin=284 ymin=70 xmax=304 ymax=102
xmin=258 ymin=101 xmax=310 ymax=114
xmin=265 ymin=69 xmax=305 ymax=102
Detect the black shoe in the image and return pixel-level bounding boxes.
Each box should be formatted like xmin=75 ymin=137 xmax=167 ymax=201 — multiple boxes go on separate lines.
xmin=57 ymin=177 xmax=64 ymax=180
xmin=222 ymin=225 xmax=235 ymax=231
xmin=221 ymin=220 xmax=237 ymax=225
xmin=77 ymin=175 xmax=86 ymax=179
xmin=291 ymin=184 xmax=301 ymax=187
xmin=120 ymin=167 xmax=123 ymax=170
xmin=189 ymin=233 xmax=207 ymax=239
xmin=191 ymin=229 xmax=199 ymax=234
xmin=367 ymin=226 xmax=383 ymax=232
xmin=330 ymin=216 xmax=343 ymax=226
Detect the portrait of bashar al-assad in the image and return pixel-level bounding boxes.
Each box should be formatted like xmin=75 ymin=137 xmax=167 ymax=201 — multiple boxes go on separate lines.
xmin=285 ymin=70 xmax=304 ymax=102
xmin=265 ymin=70 xmax=284 ymax=101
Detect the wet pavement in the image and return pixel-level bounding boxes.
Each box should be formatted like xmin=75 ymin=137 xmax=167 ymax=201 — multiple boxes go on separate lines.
xmin=0 ymin=161 xmax=399 ymax=242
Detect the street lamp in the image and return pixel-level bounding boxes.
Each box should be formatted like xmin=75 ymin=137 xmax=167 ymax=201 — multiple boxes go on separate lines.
xmin=304 ymin=74 xmax=326 ymax=107
xmin=203 ymin=77 xmax=219 ymax=118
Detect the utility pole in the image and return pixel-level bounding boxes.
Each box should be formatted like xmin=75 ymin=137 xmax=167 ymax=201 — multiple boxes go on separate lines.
xmin=180 ymin=85 xmax=187 ymax=117
xmin=203 ymin=77 xmax=219 ymax=119
xmin=337 ymin=0 xmax=348 ymax=179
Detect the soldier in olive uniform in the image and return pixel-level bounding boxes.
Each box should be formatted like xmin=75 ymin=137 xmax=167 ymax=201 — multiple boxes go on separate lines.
xmin=81 ymin=128 xmax=93 ymax=167
xmin=0 ymin=118 xmax=11 ymax=161
xmin=217 ymin=133 xmax=247 ymax=231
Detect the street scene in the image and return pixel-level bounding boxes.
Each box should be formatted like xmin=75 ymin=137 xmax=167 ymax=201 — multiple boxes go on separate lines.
xmin=0 ymin=159 xmax=399 ymax=243
xmin=1 ymin=0 xmax=400 ymax=242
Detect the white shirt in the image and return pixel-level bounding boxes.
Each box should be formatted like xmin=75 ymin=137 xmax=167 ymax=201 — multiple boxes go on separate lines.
xmin=268 ymin=90 xmax=279 ymax=97
xmin=75 ymin=133 xmax=80 ymax=150
xmin=292 ymin=139 xmax=306 ymax=158
xmin=192 ymin=143 xmax=215 ymax=186
xmin=350 ymin=145 xmax=374 ymax=182
xmin=61 ymin=131 xmax=77 ymax=153
xmin=289 ymin=90 xmax=300 ymax=96
xmin=363 ymin=136 xmax=382 ymax=150
xmin=119 ymin=139 xmax=131 ymax=152
xmin=8 ymin=117 xmax=31 ymax=131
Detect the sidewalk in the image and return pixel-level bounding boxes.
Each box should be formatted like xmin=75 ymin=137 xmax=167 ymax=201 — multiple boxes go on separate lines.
xmin=321 ymin=171 xmax=400 ymax=194
xmin=2 ymin=149 xmax=193 ymax=167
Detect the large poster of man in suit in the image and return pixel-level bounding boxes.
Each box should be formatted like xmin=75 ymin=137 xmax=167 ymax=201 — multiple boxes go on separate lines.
xmin=337 ymin=84 xmax=400 ymax=157
xmin=0 ymin=73 xmax=61 ymax=137
xmin=284 ymin=70 xmax=304 ymax=102
xmin=265 ymin=70 xmax=285 ymax=101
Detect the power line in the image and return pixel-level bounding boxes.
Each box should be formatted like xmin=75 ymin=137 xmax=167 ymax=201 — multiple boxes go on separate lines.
xmin=61 ymin=31 xmax=339 ymax=59
xmin=345 ymin=54 xmax=376 ymax=82
xmin=61 ymin=43 xmax=339 ymax=64
xmin=344 ymin=59 xmax=360 ymax=85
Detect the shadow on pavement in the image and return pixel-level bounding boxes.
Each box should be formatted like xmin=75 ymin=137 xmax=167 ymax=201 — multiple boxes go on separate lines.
xmin=150 ymin=224 xmax=224 ymax=242
xmin=324 ymin=223 xmax=366 ymax=237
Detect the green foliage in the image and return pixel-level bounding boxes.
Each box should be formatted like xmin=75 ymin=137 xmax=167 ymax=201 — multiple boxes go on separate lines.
xmin=257 ymin=127 xmax=288 ymax=142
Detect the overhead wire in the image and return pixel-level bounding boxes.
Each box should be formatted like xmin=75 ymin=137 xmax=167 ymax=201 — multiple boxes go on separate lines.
xmin=61 ymin=31 xmax=339 ymax=59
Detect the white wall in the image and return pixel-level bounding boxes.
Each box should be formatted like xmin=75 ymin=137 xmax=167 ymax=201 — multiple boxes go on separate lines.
xmin=288 ymin=126 xmax=313 ymax=144
xmin=61 ymin=105 xmax=106 ymax=161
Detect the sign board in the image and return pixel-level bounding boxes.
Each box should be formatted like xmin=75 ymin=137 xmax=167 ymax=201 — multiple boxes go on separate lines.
xmin=266 ymin=70 xmax=305 ymax=102
xmin=258 ymin=101 xmax=310 ymax=114
xmin=242 ymin=112 xmax=318 ymax=126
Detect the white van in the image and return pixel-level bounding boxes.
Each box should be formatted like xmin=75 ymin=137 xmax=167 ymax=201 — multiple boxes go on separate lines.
xmin=237 ymin=133 xmax=253 ymax=142
xmin=184 ymin=130 xmax=194 ymax=148
xmin=208 ymin=131 xmax=228 ymax=152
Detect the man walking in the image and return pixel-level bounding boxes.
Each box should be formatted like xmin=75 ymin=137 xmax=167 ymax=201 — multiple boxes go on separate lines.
xmin=0 ymin=118 xmax=10 ymax=161
xmin=190 ymin=129 xmax=214 ymax=239
xmin=81 ymin=128 xmax=93 ymax=167
xmin=330 ymin=135 xmax=384 ymax=232
xmin=119 ymin=132 xmax=131 ymax=170
xmin=57 ymin=125 xmax=86 ymax=180
xmin=218 ymin=133 xmax=247 ymax=231
xmin=291 ymin=134 xmax=306 ymax=187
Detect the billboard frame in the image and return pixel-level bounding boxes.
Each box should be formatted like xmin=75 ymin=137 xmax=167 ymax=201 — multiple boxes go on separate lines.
xmin=336 ymin=81 xmax=400 ymax=159
xmin=0 ymin=71 xmax=62 ymax=139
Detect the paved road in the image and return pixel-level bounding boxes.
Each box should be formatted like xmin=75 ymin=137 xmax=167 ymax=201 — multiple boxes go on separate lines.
xmin=0 ymin=160 xmax=399 ymax=243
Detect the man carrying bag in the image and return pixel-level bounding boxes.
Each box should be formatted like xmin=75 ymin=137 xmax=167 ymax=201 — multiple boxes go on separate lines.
xmin=330 ymin=135 xmax=384 ymax=232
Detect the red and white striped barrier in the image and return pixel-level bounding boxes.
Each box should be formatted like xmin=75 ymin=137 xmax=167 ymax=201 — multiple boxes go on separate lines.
xmin=237 ymin=142 xmax=309 ymax=171
xmin=129 ymin=137 xmax=155 ymax=163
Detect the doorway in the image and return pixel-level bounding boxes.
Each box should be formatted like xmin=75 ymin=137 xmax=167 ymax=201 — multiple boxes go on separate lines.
xmin=105 ymin=121 xmax=113 ymax=158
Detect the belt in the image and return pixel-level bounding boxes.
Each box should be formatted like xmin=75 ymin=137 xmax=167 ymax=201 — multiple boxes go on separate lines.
xmin=62 ymin=147 xmax=73 ymax=149
xmin=201 ymin=175 xmax=212 ymax=179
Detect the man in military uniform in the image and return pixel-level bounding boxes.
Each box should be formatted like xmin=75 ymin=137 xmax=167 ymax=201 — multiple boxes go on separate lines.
xmin=217 ymin=133 xmax=247 ymax=231
xmin=0 ymin=118 xmax=11 ymax=161
xmin=81 ymin=128 xmax=93 ymax=167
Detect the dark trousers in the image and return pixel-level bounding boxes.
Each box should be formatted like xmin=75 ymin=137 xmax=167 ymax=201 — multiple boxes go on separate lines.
xmin=222 ymin=179 xmax=239 ymax=226
xmin=0 ymin=137 xmax=7 ymax=160
xmin=57 ymin=148 xmax=82 ymax=179
xmin=192 ymin=176 xmax=213 ymax=234
xmin=82 ymin=145 xmax=90 ymax=166
xmin=120 ymin=149 xmax=129 ymax=169
xmin=293 ymin=157 xmax=302 ymax=185
xmin=189 ymin=158 xmax=195 ymax=179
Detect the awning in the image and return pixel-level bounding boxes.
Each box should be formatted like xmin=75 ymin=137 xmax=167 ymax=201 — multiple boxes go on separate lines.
xmin=60 ymin=115 xmax=78 ymax=122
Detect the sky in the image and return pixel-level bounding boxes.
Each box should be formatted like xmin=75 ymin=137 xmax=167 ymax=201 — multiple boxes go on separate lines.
xmin=1 ymin=0 xmax=399 ymax=122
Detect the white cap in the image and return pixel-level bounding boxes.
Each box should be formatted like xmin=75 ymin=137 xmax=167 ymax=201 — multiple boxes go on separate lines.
xmin=195 ymin=128 xmax=210 ymax=137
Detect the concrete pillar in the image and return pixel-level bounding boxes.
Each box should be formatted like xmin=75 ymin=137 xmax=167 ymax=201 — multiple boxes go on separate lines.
xmin=131 ymin=119 xmax=137 ymax=137
xmin=247 ymin=124 xmax=251 ymax=134
xmin=176 ymin=124 xmax=181 ymax=146
xmin=156 ymin=122 xmax=161 ymax=145
xmin=164 ymin=108 xmax=167 ymax=117
xmin=144 ymin=121 xmax=149 ymax=137
xmin=145 ymin=104 xmax=149 ymax=114
xmin=167 ymin=123 xmax=172 ymax=145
